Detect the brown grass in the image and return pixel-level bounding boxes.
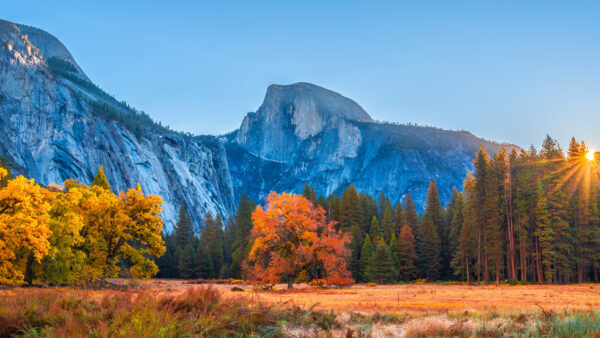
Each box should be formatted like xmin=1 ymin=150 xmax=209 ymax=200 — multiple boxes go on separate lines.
xmin=148 ymin=281 xmax=600 ymax=316
xmin=2 ymin=282 xmax=600 ymax=337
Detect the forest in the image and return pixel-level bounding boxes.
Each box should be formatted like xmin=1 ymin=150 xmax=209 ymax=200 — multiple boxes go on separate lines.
xmin=156 ymin=135 xmax=600 ymax=286
xmin=1 ymin=135 xmax=599 ymax=286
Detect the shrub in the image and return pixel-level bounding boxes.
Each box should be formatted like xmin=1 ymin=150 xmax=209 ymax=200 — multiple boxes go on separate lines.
xmin=308 ymin=279 xmax=327 ymax=287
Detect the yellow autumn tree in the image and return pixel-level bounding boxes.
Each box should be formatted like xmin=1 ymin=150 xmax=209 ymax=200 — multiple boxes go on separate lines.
xmin=0 ymin=168 xmax=52 ymax=284
xmin=81 ymin=183 xmax=164 ymax=280
xmin=37 ymin=181 xmax=86 ymax=284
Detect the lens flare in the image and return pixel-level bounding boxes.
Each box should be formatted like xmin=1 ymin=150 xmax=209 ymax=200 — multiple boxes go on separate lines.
xmin=586 ymin=150 xmax=595 ymax=161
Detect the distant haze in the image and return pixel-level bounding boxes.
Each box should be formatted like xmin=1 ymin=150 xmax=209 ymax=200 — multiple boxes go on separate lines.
xmin=5 ymin=1 xmax=600 ymax=149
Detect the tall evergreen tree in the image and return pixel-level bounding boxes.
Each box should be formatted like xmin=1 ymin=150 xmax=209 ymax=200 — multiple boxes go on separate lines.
xmin=534 ymin=182 xmax=553 ymax=284
xmin=349 ymin=224 xmax=364 ymax=280
xmin=178 ymin=244 xmax=196 ymax=279
xmin=230 ymin=194 xmax=256 ymax=278
xmin=389 ymin=233 xmax=401 ymax=281
xmin=381 ymin=206 xmax=394 ymax=243
xmin=91 ymin=165 xmax=111 ymax=190
xmin=398 ymin=225 xmax=417 ymax=281
xmin=199 ymin=213 xmax=224 ymax=278
xmin=359 ymin=234 xmax=374 ymax=282
xmin=367 ymin=240 xmax=395 ymax=284
xmin=369 ymin=216 xmax=382 ymax=242
xmin=420 ymin=216 xmax=441 ymax=281
xmin=195 ymin=244 xmax=213 ymax=279
xmin=393 ymin=200 xmax=404 ymax=238
xmin=340 ymin=184 xmax=363 ymax=231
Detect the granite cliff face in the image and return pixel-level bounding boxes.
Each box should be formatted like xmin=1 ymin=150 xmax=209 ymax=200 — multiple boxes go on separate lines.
xmin=224 ymin=83 xmax=516 ymax=210
xmin=0 ymin=19 xmax=518 ymax=230
xmin=0 ymin=20 xmax=235 ymax=231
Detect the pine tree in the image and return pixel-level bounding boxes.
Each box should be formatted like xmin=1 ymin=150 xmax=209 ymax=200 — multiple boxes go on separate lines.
xmin=340 ymin=184 xmax=363 ymax=231
xmin=389 ymin=233 xmax=401 ymax=281
xmin=359 ymin=234 xmax=374 ymax=282
xmin=199 ymin=213 xmax=224 ymax=278
xmin=222 ymin=216 xmax=235 ymax=277
xmin=381 ymin=206 xmax=394 ymax=243
xmin=195 ymin=244 xmax=213 ymax=279
xmin=178 ymin=244 xmax=196 ymax=279
xmin=91 ymin=165 xmax=111 ymax=190
xmin=172 ymin=203 xmax=194 ymax=277
xmin=230 ymin=194 xmax=256 ymax=278
xmin=447 ymin=188 xmax=463 ymax=272
xmin=377 ymin=191 xmax=393 ymax=220
xmin=369 ymin=216 xmax=381 ymax=242
xmin=367 ymin=240 xmax=394 ymax=284
xmin=155 ymin=233 xmax=178 ymax=278
xmin=174 ymin=203 xmax=194 ymax=250
xmin=398 ymin=225 xmax=417 ymax=281
xmin=360 ymin=193 xmax=378 ymax=234
xmin=393 ymin=200 xmax=404 ymax=238
xmin=424 ymin=180 xmax=447 ymax=278
xmin=451 ymin=174 xmax=476 ymax=283
xmin=349 ymin=224 xmax=364 ymax=280
xmin=302 ymin=182 xmax=318 ymax=205
xmin=420 ymin=216 xmax=441 ymax=281
xmin=534 ymin=182 xmax=553 ymax=284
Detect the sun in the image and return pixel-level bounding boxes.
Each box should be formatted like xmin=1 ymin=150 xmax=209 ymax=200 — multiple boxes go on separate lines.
xmin=586 ymin=150 xmax=595 ymax=161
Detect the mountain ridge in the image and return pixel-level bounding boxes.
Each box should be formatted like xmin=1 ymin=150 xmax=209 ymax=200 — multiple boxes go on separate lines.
xmin=0 ymin=18 xmax=519 ymax=230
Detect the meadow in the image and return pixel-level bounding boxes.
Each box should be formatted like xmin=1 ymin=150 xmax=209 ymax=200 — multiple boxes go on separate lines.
xmin=2 ymin=281 xmax=600 ymax=337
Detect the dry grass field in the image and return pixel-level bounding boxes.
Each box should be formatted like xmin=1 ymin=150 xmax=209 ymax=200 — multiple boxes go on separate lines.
xmin=156 ymin=280 xmax=600 ymax=315
xmin=3 ymin=281 xmax=600 ymax=336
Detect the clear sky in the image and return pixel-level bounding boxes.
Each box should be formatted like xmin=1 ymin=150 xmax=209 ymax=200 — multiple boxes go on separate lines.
xmin=5 ymin=1 xmax=600 ymax=149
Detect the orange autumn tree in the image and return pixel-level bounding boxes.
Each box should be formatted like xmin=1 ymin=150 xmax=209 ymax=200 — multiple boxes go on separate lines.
xmin=245 ymin=191 xmax=353 ymax=289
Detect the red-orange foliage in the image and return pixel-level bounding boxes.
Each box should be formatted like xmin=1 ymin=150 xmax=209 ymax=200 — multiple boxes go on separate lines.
xmin=245 ymin=192 xmax=353 ymax=289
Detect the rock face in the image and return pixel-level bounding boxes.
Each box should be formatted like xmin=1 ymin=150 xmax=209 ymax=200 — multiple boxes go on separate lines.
xmin=224 ymin=83 xmax=517 ymax=210
xmin=0 ymin=19 xmax=518 ymax=231
xmin=0 ymin=20 xmax=235 ymax=231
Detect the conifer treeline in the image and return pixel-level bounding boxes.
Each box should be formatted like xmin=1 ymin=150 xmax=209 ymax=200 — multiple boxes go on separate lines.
xmin=158 ymin=136 xmax=600 ymax=284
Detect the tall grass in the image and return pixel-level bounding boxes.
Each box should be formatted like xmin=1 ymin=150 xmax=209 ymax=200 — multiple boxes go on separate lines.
xmin=1 ymin=287 xmax=599 ymax=337
xmin=0 ymin=287 xmax=290 ymax=337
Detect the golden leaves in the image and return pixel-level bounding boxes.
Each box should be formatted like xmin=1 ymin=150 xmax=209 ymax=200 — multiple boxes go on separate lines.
xmin=0 ymin=172 xmax=165 ymax=285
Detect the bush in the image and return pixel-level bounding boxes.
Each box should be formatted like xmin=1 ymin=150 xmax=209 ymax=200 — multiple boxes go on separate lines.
xmin=308 ymin=279 xmax=327 ymax=287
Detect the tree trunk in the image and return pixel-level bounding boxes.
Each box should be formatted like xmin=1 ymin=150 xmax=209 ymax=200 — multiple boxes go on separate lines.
xmin=519 ymin=234 xmax=527 ymax=282
xmin=465 ymin=256 xmax=470 ymax=284
xmin=24 ymin=252 xmax=35 ymax=285
xmin=287 ymin=276 xmax=294 ymax=289
xmin=483 ymin=221 xmax=489 ymax=284
xmin=477 ymin=230 xmax=482 ymax=283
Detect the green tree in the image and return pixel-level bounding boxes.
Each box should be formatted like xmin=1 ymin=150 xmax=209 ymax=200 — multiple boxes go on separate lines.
xmin=388 ymin=233 xmax=401 ymax=281
xmin=393 ymin=200 xmax=404 ymax=238
xmin=340 ymin=184 xmax=364 ymax=232
xmin=195 ymin=244 xmax=213 ymax=279
xmin=230 ymin=194 xmax=255 ymax=278
xmin=359 ymin=234 xmax=374 ymax=282
xmin=367 ymin=240 xmax=394 ymax=284
xmin=381 ymin=206 xmax=394 ymax=243
xmin=398 ymin=225 xmax=417 ymax=281
xmin=369 ymin=216 xmax=381 ymax=242
xmin=534 ymin=182 xmax=554 ymax=284
xmin=178 ymin=244 xmax=196 ymax=279
xmin=91 ymin=165 xmax=111 ymax=190
xmin=420 ymin=216 xmax=441 ymax=281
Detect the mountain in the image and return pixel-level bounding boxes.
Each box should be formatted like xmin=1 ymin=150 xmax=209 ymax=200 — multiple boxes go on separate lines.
xmin=0 ymin=19 xmax=518 ymax=230
xmin=0 ymin=19 xmax=235 ymax=231
xmin=223 ymin=82 xmax=517 ymax=209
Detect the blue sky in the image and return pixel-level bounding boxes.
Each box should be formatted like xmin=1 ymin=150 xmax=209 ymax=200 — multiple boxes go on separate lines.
xmin=5 ymin=1 xmax=600 ymax=149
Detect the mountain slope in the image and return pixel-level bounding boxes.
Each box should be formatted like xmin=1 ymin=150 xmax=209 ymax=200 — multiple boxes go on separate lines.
xmin=224 ymin=83 xmax=517 ymax=209
xmin=0 ymin=19 xmax=235 ymax=231
xmin=0 ymin=18 xmax=519 ymax=230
